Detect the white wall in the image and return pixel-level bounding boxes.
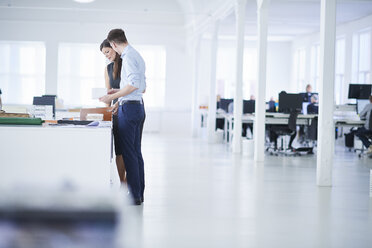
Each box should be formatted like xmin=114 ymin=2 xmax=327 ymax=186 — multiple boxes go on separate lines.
xmin=0 ymin=19 xmax=193 ymax=136
xmin=161 ymin=43 xmax=192 ymax=135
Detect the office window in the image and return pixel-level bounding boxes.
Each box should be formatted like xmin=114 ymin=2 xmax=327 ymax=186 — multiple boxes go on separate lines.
xmin=216 ymin=47 xmax=257 ymax=100
xmin=57 ymin=43 xmax=106 ymax=107
xmin=136 ymin=45 xmax=166 ymax=108
xmin=352 ymin=30 xmax=371 ymax=84
xmin=243 ymin=49 xmax=258 ymax=100
xmin=57 ymin=43 xmax=166 ymax=108
xmin=0 ymin=41 xmax=45 ymax=105
xmin=294 ymin=48 xmax=306 ymax=92
xmin=310 ymin=44 xmax=320 ymax=91
xmin=216 ymin=48 xmax=235 ymax=98
xmin=335 ymin=38 xmax=345 ymax=105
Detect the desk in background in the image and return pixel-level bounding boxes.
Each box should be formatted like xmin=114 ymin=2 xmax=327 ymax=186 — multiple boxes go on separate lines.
xmin=223 ymin=113 xmax=317 ymax=143
xmin=223 ymin=113 xmax=365 ymax=143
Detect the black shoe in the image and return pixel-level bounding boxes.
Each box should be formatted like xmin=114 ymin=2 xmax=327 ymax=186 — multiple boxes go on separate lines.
xmin=133 ymin=198 xmax=142 ymax=205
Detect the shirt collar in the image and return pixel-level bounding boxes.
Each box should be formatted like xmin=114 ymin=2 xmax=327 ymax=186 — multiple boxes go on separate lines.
xmin=121 ymin=44 xmax=130 ymax=58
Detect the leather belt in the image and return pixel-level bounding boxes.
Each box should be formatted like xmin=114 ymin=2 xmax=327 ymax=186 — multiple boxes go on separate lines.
xmin=120 ymin=100 xmax=143 ymax=105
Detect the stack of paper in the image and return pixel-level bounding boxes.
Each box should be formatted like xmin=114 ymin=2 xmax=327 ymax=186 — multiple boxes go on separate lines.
xmin=32 ymin=105 xmax=53 ymax=120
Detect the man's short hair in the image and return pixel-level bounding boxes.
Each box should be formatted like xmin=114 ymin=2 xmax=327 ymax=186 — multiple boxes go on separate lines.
xmin=107 ymin=29 xmax=128 ymax=44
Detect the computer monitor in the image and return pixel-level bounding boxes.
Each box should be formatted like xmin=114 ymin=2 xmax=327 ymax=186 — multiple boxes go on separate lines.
xmin=33 ymin=96 xmax=56 ymax=117
xmin=243 ymin=100 xmax=255 ymax=114
xmin=219 ymin=98 xmax=233 ymax=113
xmin=348 ymin=84 xmax=372 ymax=99
xmin=278 ymin=92 xmax=303 ymax=113
xmin=357 ymin=99 xmax=370 ymax=114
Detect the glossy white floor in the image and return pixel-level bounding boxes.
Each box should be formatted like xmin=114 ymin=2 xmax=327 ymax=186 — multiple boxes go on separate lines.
xmin=117 ymin=134 xmax=372 ymax=248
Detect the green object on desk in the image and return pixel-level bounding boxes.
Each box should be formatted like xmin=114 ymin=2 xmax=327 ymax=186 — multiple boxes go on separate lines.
xmin=0 ymin=117 xmax=44 ymax=125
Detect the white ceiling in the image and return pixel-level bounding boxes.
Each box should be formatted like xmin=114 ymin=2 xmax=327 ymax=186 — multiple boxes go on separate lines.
xmin=1 ymin=0 xmax=372 ymax=38
xmin=219 ymin=0 xmax=372 ymax=38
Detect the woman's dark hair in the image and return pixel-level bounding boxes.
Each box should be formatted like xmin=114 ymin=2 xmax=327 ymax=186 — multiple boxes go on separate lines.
xmin=100 ymin=39 xmax=122 ymax=80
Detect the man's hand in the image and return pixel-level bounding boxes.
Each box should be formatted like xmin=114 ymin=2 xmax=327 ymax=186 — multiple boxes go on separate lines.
xmin=99 ymin=94 xmax=113 ymax=104
xmin=110 ymin=102 xmax=119 ymax=115
xmin=107 ymin=89 xmax=120 ymax=95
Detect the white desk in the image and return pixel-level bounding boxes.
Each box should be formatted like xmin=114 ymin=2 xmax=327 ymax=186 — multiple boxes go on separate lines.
xmin=223 ymin=113 xmax=317 ymax=143
xmin=0 ymin=125 xmax=111 ymax=190
xmin=223 ymin=113 xmax=365 ymax=143
xmin=334 ymin=117 xmax=365 ymax=128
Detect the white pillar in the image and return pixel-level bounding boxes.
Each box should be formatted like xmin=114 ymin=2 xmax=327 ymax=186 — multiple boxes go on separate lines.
xmin=232 ymin=0 xmax=247 ymax=153
xmin=207 ymin=21 xmax=219 ymax=143
xmin=343 ymin=32 xmax=352 ymax=103
xmin=370 ymin=29 xmax=372 ymax=85
xmin=254 ymin=0 xmax=270 ymax=162
xmin=191 ymin=35 xmax=202 ymax=137
xmin=45 ymin=41 xmax=58 ymax=95
xmin=317 ymin=0 xmax=336 ymax=187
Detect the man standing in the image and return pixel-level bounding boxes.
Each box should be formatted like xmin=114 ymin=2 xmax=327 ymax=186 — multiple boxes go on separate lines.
xmin=100 ymin=29 xmax=146 ymax=205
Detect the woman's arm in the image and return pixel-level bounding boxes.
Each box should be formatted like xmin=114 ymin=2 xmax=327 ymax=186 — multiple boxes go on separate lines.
xmin=104 ymin=66 xmax=111 ymax=107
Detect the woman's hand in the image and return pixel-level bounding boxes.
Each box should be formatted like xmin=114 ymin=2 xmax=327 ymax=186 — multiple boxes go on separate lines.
xmin=110 ymin=102 xmax=119 ymax=115
xmin=99 ymin=94 xmax=113 ymax=104
xmin=107 ymin=88 xmax=120 ymax=95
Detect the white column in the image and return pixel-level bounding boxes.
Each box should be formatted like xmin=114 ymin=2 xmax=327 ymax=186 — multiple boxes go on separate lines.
xmin=232 ymin=0 xmax=247 ymax=153
xmin=207 ymin=21 xmax=219 ymax=143
xmin=45 ymin=41 xmax=58 ymax=95
xmin=191 ymin=35 xmax=202 ymax=137
xmin=343 ymin=32 xmax=352 ymax=103
xmin=317 ymin=0 xmax=336 ymax=186
xmin=254 ymin=0 xmax=270 ymax=162
xmin=370 ymin=29 xmax=372 ymax=84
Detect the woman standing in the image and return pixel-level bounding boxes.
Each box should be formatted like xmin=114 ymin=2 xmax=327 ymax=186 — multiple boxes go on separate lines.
xmin=100 ymin=39 xmax=126 ymax=185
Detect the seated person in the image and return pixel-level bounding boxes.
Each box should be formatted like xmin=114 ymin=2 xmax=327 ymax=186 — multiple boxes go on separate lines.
xmin=355 ymin=95 xmax=372 ymax=154
xmin=301 ymin=84 xmax=313 ymax=102
xmin=216 ymin=94 xmax=225 ymax=130
xmin=307 ymin=94 xmax=319 ymax=114
xmin=216 ymin=94 xmax=222 ymax=110
xmin=267 ymin=96 xmax=276 ymax=112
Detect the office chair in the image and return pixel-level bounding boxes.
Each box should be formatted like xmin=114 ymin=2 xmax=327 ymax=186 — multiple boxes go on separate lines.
xmin=357 ymin=110 xmax=372 ymax=158
xmin=267 ymin=111 xmax=300 ymax=156
xmin=296 ymin=117 xmax=317 ymax=154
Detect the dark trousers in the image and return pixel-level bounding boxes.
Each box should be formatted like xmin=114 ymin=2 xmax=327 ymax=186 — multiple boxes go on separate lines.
xmin=355 ymin=127 xmax=372 ymax=148
xmin=118 ymin=103 xmax=145 ymax=200
xmin=140 ymin=106 xmax=146 ymax=143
